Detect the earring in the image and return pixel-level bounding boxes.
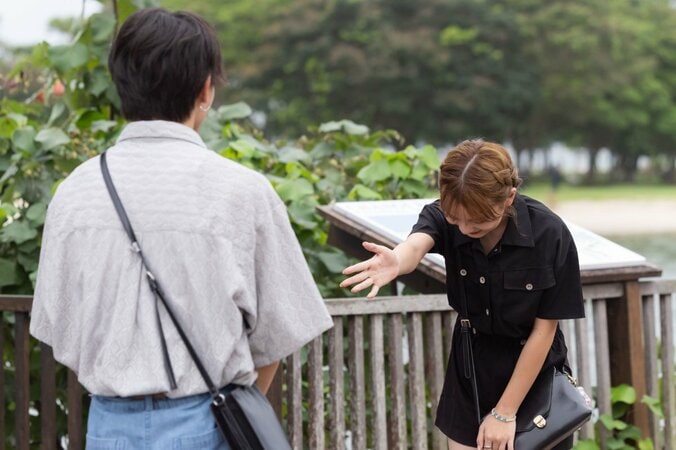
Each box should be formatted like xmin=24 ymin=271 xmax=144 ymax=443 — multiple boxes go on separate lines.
xmin=199 ymin=104 xmax=210 ymax=112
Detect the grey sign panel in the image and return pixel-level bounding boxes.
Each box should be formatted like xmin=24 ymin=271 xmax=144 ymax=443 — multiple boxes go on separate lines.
xmin=333 ymin=199 xmax=646 ymax=271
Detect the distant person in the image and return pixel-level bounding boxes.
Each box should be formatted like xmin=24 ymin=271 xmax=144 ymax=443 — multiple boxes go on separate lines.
xmin=30 ymin=8 xmax=332 ymax=449
xmin=549 ymin=165 xmax=563 ymax=191
xmin=341 ymin=139 xmax=584 ymax=450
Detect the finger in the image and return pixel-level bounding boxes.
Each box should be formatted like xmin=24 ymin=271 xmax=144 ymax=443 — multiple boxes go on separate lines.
xmin=362 ymin=241 xmax=389 ymax=255
xmin=340 ymin=271 xmax=370 ymax=288
xmin=366 ymin=284 xmax=380 ymax=299
xmin=507 ymin=438 xmax=514 ymax=450
xmin=476 ymin=426 xmax=484 ymax=450
xmin=351 ymin=277 xmax=374 ymax=293
xmin=342 ymin=260 xmax=369 ymax=275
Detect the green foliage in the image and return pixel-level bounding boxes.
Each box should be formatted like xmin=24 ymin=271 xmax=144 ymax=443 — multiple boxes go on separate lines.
xmin=574 ymin=384 xmax=662 ymax=450
xmin=200 ymin=112 xmax=439 ymax=297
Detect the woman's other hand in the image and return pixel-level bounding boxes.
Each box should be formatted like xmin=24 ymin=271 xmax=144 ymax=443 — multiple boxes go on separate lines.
xmin=340 ymin=242 xmax=399 ymax=299
xmin=476 ymin=415 xmax=516 ymax=450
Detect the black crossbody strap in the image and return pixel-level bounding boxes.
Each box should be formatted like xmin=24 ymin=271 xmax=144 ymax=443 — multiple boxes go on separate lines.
xmin=455 ymin=249 xmax=482 ymax=425
xmin=100 ymin=152 xmax=220 ymax=399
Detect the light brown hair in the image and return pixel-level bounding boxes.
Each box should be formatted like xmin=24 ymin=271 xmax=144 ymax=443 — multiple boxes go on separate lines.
xmin=438 ymin=139 xmax=521 ymax=222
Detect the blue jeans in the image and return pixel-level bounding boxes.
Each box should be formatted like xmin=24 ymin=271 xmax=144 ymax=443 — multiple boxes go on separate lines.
xmin=86 ymin=387 xmax=234 ymax=450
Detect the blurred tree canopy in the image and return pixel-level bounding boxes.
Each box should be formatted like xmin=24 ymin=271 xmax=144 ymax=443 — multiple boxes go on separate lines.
xmin=158 ymin=0 xmax=676 ymax=181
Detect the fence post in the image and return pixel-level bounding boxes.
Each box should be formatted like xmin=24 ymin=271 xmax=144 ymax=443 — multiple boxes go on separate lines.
xmin=605 ymin=280 xmax=650 ymax=435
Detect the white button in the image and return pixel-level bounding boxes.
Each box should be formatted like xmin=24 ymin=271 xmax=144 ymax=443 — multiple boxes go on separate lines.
xmin=485 ymin=309 xmax=490 ymax=316
xmin=526 ymin=283 xmax=533 ymax=290
xmin=460 ymin=269 xmax=467 ymax=276
xmin=479 ymin=276 xmax=486 ymax=284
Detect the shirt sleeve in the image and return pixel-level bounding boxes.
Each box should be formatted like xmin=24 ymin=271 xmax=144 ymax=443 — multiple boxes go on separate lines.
xmin=245 ymin=185 xmax=334 ymax=367
xmin=410 ymin=200 xmax=446 ymax=254
xmin=537 ymin=226 xmax=585 ymax=320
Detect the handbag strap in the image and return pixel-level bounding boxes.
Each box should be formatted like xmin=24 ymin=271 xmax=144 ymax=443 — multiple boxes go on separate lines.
xmin=99 ymin=152 xmax=222 ymax=401
xmin=455 ymin=249 xmax=482 ymax=425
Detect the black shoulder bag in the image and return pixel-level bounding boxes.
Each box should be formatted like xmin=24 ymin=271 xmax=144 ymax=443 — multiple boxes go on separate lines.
xmin=100 ymin=152 xmax=291 ymax=450
xmin=455 ymin=250 xmax=592 ymax=450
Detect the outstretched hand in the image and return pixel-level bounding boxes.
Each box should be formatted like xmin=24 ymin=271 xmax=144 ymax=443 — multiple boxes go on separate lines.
xmin=340 ymin=242 xmax=399 ymax=299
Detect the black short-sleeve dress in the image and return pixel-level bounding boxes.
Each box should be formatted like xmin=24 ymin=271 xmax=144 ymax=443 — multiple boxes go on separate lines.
xmin=410 ymin=194 xmax=585 ymax=446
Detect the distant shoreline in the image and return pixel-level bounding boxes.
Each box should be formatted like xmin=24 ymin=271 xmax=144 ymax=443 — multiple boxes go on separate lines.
xmin=548 ymin=199 xmax=676 ymax=236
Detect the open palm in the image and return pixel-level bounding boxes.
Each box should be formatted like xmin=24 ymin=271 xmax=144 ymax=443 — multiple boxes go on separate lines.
xmin=340 ymin=242 xmax=399 ymax=298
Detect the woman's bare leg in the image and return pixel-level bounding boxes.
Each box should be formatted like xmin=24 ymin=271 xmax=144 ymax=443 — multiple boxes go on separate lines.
xmin=448 ymin=438 xmax=476 ymax=450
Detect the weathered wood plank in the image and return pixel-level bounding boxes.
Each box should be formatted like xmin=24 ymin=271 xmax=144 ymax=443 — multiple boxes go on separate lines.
xmin=424 ymin=312 xmax=446 ymax=450
xmin=642 ymin=294 xmax=660 ymax=447
xmin=408 ymin=313 xmax=428 ymax=450
xmin=66 ymin=370 xmax=83 ymax=450
xmin=0 ymin=312 xmax=5 ymax=450
xmin=593 ymin=300 xmax=612 ymax=448
xmin=308 ymin=336 xmax=325 ymax=450
xmin=286 ymin=351 xmax=303 ymax=450
xmin=0 ymin=296 xmax=32 ymax=312
xmin=267 ymin=366 xmax=283 ymax=420
xmin=326 ymin=295 xmax=450 ymax=316
xmin=574 ymin=316 xmax=594 ymax=440
xmin=15 ymin=313 xmax=30 ymax=450
xmin=660 ymin=293 xmax=675 ymax=450
xmin=328 ymin=317 xmax=346 ymax=450
xmin=387 ymin=315 xmax=407 ymax=450
xmin=606 ymin=281 xmax=650 ymax=435
xmin=348 ymin=316 xmax=366 ymax=450
xmin=369 ymin=315 xmax=387 ymax=450
xmin=40 ymin=343 xmax=57 ymax=450
xmin=581 ymin=283 xmax=624 ymax=300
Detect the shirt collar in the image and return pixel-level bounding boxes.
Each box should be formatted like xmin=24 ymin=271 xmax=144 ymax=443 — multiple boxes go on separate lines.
xmin=116 ymin=120 xmax=208 ymax=149
xmin=451 ymin=193 xmax=534 ymax=248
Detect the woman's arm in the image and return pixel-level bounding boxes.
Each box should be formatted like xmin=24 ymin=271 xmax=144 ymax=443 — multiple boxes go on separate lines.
xmin=477 ymin=318 xmax=558 ymax=450
xmin=340 ymin=233 xmax=434 ymax=298
xmin=255 ymin=361 xmax=280 ymax=394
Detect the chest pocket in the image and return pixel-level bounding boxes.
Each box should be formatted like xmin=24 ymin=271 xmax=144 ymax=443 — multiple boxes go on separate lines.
xmin=504 ymin=267 xmax=556 ymax=292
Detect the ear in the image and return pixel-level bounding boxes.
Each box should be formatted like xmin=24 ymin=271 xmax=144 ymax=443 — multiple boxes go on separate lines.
xmin=505 ymin=187 xmax=517 ymax=207
xmin=197 ymin=75 xmax=214 ymax=108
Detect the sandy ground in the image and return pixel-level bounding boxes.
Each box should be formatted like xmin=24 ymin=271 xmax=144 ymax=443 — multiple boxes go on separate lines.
xmin=548 ymin=198 xmax=676 ymax=235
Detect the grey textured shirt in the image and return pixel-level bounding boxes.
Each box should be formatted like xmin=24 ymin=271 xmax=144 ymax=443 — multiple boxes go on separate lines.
xmin=30 ymin=121 xmax=333 ymax=398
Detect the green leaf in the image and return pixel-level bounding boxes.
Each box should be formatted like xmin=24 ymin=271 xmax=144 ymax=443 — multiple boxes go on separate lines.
xmin=275 ymin=178 xmax=314 ymax=202
xmin=218 ymin=102 xmax=252 ymax=121
xmin=572 ymin=439 xmax=600 ymax=450
xmin=318 ymin=120 xmax=369 ymax=135
xmin=0 ymin=165 xmax=18 ymax=184
xmin=35 ymin=128 xmax=70 ymax=150
xmin=47 ymin=103 xmax=67 ymax=127
xmin=357 ymin=160 xmax=390 ymax=183
xmin=89 ymin=69 xmax=111 ymax=96
xmin=611 ymin=384 xmax=636 ymax=405
xmin=278 ymin=147 xmax=311 ymax=164
xmin=317 ymin=251 xmax=350 ymax=273
xmin=641 ymin=395 xmax=663 ymax=418
xmin=89 ymin=13 xmax=117 ymax=43
xmin=637 ymin=438 xmax=654 ymax=450
xmin=348 ymin=184 xmax=382 ymax=200
xmin=25 ymin=202 xmax=47 ymax=225
xmin=0 ymin=258 xmax=19 ymax=288
xmin=1 ymin=221 xmax=38 ymax=245
xmin=287 ymin=202 xmax=318 ymax=229
xmin=599 ymin=413 xmax=628 ymax=431
xmin=0 ymin=116 xmax=18 ymax=139
xmin=48 ymin=43 xmax=89 ymax=73
xmin=418 ymin=145 xmax=441 ymax=169
xmin=12 ymin=127 xmax=37 ymax=153
xmin=389 ymin=159 xmax=411 ymax=179
xmin=91 ymin=120 xmax=118 ymax=134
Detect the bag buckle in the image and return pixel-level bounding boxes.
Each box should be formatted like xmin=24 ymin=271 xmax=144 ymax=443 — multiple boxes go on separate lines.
xmin=533 ymin=415 xmax=547 ymax=429
xmin=460 ymin=319 xmax=476 ymax=334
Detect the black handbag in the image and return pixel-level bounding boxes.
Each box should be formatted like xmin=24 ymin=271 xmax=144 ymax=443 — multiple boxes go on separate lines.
xmin=100 ymin=152 xmax=292 ymax=450
xmin=455 ymin=252 xmax=592 ymax=449
xmin=514 ymin=367 xmax=592 ymax=450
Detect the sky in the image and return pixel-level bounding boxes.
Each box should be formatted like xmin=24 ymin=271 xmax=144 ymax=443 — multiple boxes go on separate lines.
xmin=0 ymin=0 xmax=103 ymax=47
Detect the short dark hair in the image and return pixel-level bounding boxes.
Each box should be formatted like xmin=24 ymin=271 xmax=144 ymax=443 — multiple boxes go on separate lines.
xmin=108 ymin=8 xmax=225 ymax=122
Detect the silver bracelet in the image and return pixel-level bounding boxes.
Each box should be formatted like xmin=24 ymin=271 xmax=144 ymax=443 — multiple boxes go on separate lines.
xmin=490 ymin=408 xmax=517 ymax=423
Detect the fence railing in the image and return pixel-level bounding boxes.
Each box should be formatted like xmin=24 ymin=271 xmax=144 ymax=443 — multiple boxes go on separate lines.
xmin=2 ymin=279 xmax=675 ymax=449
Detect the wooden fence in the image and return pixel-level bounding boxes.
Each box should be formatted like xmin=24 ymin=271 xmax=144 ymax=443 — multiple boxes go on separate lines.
xmin=2 ymin=279 xmax=675 ymax=449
